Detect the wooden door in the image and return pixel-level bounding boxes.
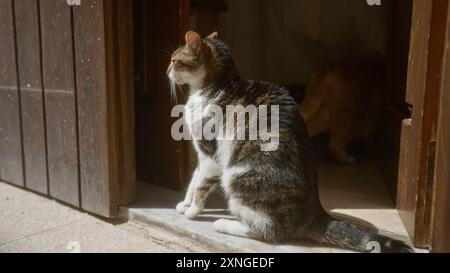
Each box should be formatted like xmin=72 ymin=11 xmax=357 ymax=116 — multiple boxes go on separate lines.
xmin=0 ymin=0 xmax=135 ymax=218
xmin=398 ymin=0 xmax=449 ymax=248
xmin=0 ymin=0 xmax=25 ymax=188
xmin=40 ymin=0 xmax=80 ymax=206
xmin=431 ymin=0 xmax=450 ymax=253
xmin=14 ymin=0 xmax=48 ymax=194
xmin=135 ymin=0 xmax=191 ymax=190
xmin=380 ymin=0 xmax=413 ymax=200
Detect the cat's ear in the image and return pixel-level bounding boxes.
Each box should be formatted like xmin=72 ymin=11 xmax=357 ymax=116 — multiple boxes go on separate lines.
xmin=206 ymin=31 xmax=219 ymax=39
xmin=185 ymin=31 xmax=202 ymax=51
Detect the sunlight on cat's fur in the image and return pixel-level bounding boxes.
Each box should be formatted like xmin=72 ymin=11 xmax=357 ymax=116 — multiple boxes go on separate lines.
xmin=167 ymin=31 xmax=412 ymax=253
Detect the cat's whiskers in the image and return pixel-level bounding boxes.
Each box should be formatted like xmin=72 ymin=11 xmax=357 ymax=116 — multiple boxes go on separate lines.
xmin=169 ymin=78 xmax=178 ymax=105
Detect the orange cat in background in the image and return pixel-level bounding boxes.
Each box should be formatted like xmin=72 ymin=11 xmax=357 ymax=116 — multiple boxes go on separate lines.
xmin=300 ymin=62 xmax=384 ymax=163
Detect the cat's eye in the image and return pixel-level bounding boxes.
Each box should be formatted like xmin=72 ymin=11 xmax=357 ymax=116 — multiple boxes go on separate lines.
xmin=172 ymin=59 xmax=193 ymax=69
xmin=180 ymin=62 xmax=193 ymax=69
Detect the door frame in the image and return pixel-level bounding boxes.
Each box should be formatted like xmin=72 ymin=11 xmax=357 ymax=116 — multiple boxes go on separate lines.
xmin=109 ymin=0 xmax=450 ymax=239
xmin=134 ymin=0 xmax=191 ymax=191
xmin=431 ymin=0 xmax=450 ymax=252
xmin=104 ymin=0 xmax=136 ymax=214
xmin=399 ymin=0 xmax=449 ymax=248
xmin=121 ymin=0 xmax=450 ymax=247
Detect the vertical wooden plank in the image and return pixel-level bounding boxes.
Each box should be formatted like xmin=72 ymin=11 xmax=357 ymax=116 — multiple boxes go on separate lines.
xmin=405 ymin=0 xmax=433 ymax=106
xmin=115 ymin=0 xmax=136 ymax=206
xmin=134 ymin=0 xmax=156 ymax=188
xmin=380 ymin=0 xmax=412 ymax=200
xmin=398 ymin=0 xmax=434 ymax=244
xmin=432 ymin=0 xmax=450 ymax=253
xmin=0 ymin=0 xmax=24 ymax=186
xmin=397 ymin=119 xmax=416 ymax=235
xmin=14 ymin=0 xmax=48 ymax=194
xmin=413 ymin=0 xmax=449 ymax=247
xmin=134 ymin=0 xmax=154 ymax=102
xmin=136 ymin=0 xmax=191 ymax=190
xmin=400 ymin=0 xmax=449 ymax=247
xmin=40 ymin=0 xmax=79 ymax=206
xmin=73 ymin=0 xmax=135 ymax=217
xmin=103 ymin=0 xmax=136 ymax=215
xmin=73 ymin=0 xmax=109 ymax=215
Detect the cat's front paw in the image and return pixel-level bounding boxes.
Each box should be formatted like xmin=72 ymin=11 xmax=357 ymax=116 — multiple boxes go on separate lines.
xmin=176 ymin=201 xmax=190 ymax=214
xmin=185 ymin=205 xmax=203 ymax=219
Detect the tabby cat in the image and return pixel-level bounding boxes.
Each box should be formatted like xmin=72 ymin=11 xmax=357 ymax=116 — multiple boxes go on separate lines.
xmin=300 ymin=63 xmax=384 ymax=163
xmin=167 ymin=31 xmax=412 ymax=253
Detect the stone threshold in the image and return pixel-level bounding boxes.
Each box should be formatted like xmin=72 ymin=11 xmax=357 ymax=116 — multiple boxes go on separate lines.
xmin=118 ymin=182 xmax=424 ymax=253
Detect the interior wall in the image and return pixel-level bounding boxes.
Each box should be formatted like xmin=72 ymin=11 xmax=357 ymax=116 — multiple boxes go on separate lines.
xmin=218 ymin=0 xmax=390 ymax=85
xmin=186 ymin=0 xmax=407 ymax=195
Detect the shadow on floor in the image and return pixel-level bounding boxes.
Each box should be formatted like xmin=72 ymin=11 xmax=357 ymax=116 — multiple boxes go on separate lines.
xmin=125 ymin=135 xmax=407 ymax=252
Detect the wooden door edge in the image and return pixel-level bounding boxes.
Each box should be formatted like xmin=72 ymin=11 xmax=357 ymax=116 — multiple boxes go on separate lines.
xmin=104 ymin=0 xmax=136 ymax=217
xmin=431 ymin=0 xmax=450 ymax=253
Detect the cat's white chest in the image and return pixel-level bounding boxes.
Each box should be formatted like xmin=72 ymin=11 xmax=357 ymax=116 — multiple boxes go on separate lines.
xmin=185 ymin=92 xmax=206 ymax=137
xmin=185 ymin=92 xmax=232 ymax=168
xmin=185 ymin=92 xmax=214 ymax=157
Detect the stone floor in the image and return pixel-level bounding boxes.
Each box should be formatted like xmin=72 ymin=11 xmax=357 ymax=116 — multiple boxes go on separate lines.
xmin=0 ymin=182 xmax=208 ymax=253
xmin=121 ymin=151 xmax=417 ymax=253
xmin=0 ymin=140 xmax=425 ymax=253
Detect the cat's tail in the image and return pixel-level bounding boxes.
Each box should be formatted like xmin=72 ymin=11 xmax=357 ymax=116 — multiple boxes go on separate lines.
xmin=306 ymin=213 xmax=414 ymax=253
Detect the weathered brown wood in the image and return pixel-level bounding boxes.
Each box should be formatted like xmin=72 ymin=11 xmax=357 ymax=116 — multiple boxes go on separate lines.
xmin=70 ymin=0 xmax=136 ymax=217
xmin=40 ymin=0 xmax=79 ymax=206
xmin=134 ymin=0 xmax=149 ymax=182
xmin=134 ymin=0 xmax=154 ymax=102
xmin=380 ymin=0 xmax=412 ymax=200
xmin=14 ymin=0 xmax=48 ymax=194
xmin=134 ymin=0 xmax=155 ymax=189
xmin=0 ymin=0 xmax=135 ymax=217
xmin=431 ymin=0 xmax=450 ymax=253
xmin=115 ymin=0 xmax=136 ymax=206
xmin=400 ymin=0 xmax=449 ymax=247
xmin=104 ymin=0 xmax=136 ymax=212
xmin=385 ymin=0 xmax=413 ymax=111
xmin=397 ymin=118 xmax=416 ymax=235
xmin=136 ymin=0 xmax=191 ymax=190
xmin=0 ymin=0 xmax=24 ymax=187
xmin=398 ymin=0 xmax=433 ymax=245
xmin=405 ymin=0 xmax=433 ymax=106
xmin=73 ymin=0 xmax=111 ymax=216
xmin=379 ymin=107 xmax=409 ymax=200
xmin=413 ymin=0 xmax=449 ymax=248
